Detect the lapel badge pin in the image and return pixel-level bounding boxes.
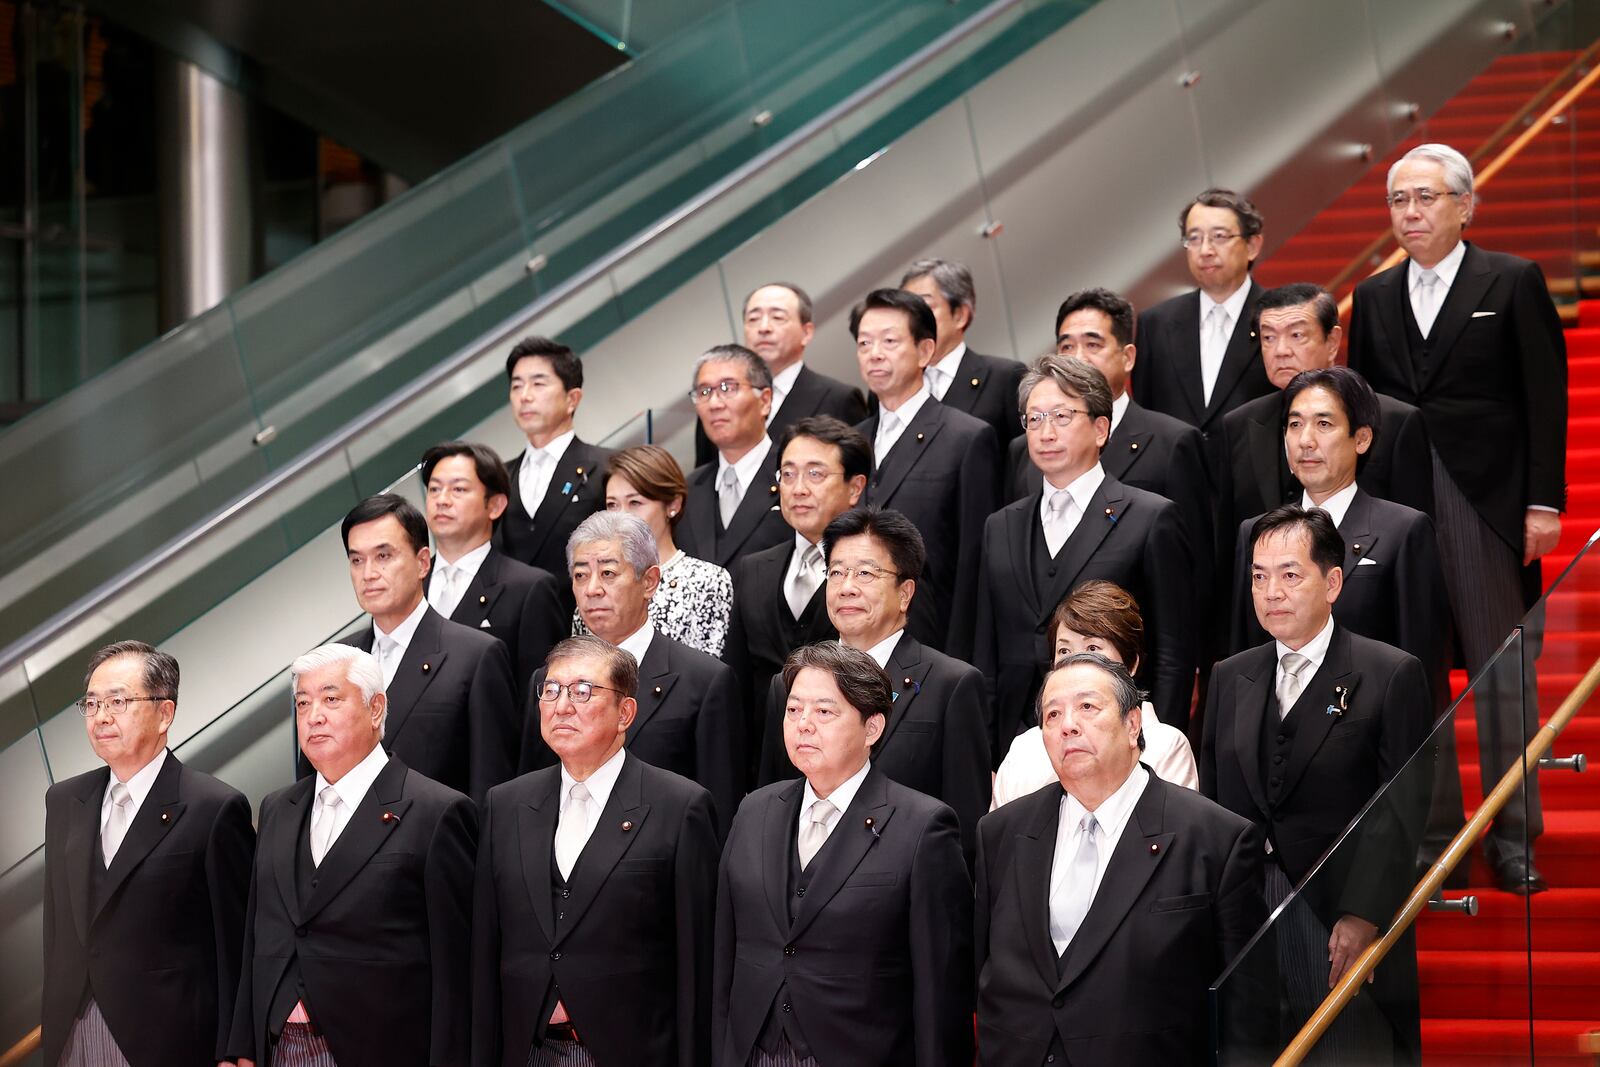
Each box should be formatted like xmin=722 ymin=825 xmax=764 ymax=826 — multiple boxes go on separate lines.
xmin=621 ymin=820 xmax=634 ymax=832
xmin=770 ymin=484 xmax=779 ymax=494
xmin=421 ymin=663 xmax=431 ymax=673
xmin=1105 ymin=507 xmax=1119 ymax=526
xmin=1353 ymin=543 xmax=1363 ymax=555
xmin=653 ymin=686 xmax=663 ymax=696
xmin=160 ymin=811 xmax=170 ymax=823
xmin=891 ymin=691 xmax=899 ymax=703
xmin=382 ymin=811 xmax=399 ymax=824
xmin=915 ymin=432 xmax=925 ymax=442
xmin=561 ymin=481 xmax=574 ymax=496
xmin=1149 ymin=843 xmax=1159 ymax=853
xmin=970 ymin=377 xmax=980 ymax=387
xmin=865 ymin=817 xmax=880 ymax=840
xmin=1130 ymin=442 xmax=1139 ymax=451
xmin=479 ymin=594 xmax=487 ymax=604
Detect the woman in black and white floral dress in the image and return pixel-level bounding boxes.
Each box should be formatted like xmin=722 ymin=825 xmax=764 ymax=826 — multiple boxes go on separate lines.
xmin=571 ymin=444 xmax=734 ymax=656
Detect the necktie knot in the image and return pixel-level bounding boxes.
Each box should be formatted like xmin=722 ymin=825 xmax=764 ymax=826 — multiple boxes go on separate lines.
xmin=109 ymin=782 xmax=131 ymax=808
xmin=1079 ymin=812 xmax=1099 ymax=836
xmin=1048 ymin=488 xmax=1072 ymax=519
xmin=809 ymin=798 xmax=837 ymax=827
xmin=719 ymin=466 xmax=738 ymax=490
xmin=319 ymin=785 xmax=340 ymax=809
xmin=569 ymin=782 xmax=592 ymax=807
xmin=1280 ymin=651 xmax=1309 ymax=680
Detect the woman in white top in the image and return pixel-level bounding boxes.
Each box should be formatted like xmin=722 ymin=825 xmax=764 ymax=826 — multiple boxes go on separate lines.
xmin=991 ymin=579 xmax=1197 ymax=808
xmin=572 ymin=444 xmax=733 ymax=656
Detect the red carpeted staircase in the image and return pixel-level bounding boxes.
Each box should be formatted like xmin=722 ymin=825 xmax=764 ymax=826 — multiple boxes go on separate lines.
xmin=1262 ymin=50 xmax=1600 ymax=1065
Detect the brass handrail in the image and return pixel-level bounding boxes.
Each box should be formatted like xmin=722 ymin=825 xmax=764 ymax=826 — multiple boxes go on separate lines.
xmin=1332 ymin=44 xmax=1600 ymax=317
xmin=0 ymin=1025 xmax=39 ymax=1067
xmin=1274 ymin=651 xmax=1600 ymax=1066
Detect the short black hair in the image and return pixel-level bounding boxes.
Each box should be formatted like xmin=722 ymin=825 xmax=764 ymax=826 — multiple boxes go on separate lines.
xmin=1180 ymin=187 xmax=1265 ymax=241
xmin=1054 ymin=288 xmax=1136 ymax=348
xmin=821 ymin=506 xmax=926 ymax=582
xmin=342 ymin=493 xmax=430 ymax=554
xmin=420 ymin=441 xmax=511 ymax=501
xmin=84 ymin=640 xmax=180 ymax=701
xmin=782 ymin=642 xmax=893 ymax=729
xmin=848 ymin=288 xmax=938 ymax=347
xmin=1282 ymin=365 xmax=1380 ymax=440
xmin=778 ymin=415 xmax=874 ymax=484
xmin=743 ymin=281 xmax=815 ymax=325
xmin=1249 ymin=505 xmax=1345 ymax=577
xmin=505 ymin=336 xmax=583 ymax=391
xmin=1253 ymin=282 xmax=1339 ymax=339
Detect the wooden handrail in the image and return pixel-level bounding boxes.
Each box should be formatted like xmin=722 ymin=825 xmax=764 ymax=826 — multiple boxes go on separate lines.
xmin=0 ymin=1025 xmax=39 ymax=1067
xmin=1332 ymin=43 xmax=1600 ymax=317
xmin=1274 ymin=651 xmax=1600 ymax=1066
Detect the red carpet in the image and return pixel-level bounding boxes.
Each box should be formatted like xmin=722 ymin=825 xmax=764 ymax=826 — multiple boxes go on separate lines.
xmin=1263 ymin=52 xmax=1600 ymax=1064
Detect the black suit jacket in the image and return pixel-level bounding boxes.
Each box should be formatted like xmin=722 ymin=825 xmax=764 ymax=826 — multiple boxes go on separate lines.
xmin=695 ymin=363 xmax=868 ymax=466
xmin=755 ymin=633 xmax=991 ymax=863
xmin=974 ymin=474 xmax=1196 ymax=759
xmin=521 ymin=632 xmax=744 ymax=836
xmin=1347 ymin=243 xmax=1567 ymax=553
xmin=677 ymin=444 xmax=792 ymax=570
xmin=722 ymin=538 xmax=836 ymax=776
xmin=471 ymin=754 xmax=719 ymax=1067
xmin=42 ymin=754 xmax=254 ymax=1067
xmin=935 ymin=346 xmax=1028 ymax=455
xmin=428 ymin=546 xmax=567 ymax=710
xmin=712 ymin=768 xmax=974 ymax=1067
xmin=334 ymin=606 xmax=519 ymax=804
xmin=495 ymin=438 xmax=611 ymax=602
xmin=229 ymin=757 xmax=477 ymax=1067
xmin=973 ymin=772 xmax=1272 ymax=1067
xmin=857 ymin=400 xmax=999 ymax=659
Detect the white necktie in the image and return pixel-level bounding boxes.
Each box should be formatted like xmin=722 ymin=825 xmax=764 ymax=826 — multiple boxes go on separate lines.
xmin=785 ymin=544 xmax=824 ymax=620
xmin=374 ymin=634 xmax=400 ymax=687
xmin=1277 ymin=651 xmax=1311 ymax=719
xmin=875 ymin=411 xmax=901 ymax=465
xmin=1200 ymin=304 xmax=1230 ymax=406
xmin=101 ymin=782 xmax=132 ymax=867
xmin=311 ymin=786 xmax=342 ymax=867
xmin=520 ymin=449 xmax=551 ymax=508
xmin=1413 ymin=269 xmax=1441 ymax=338
xmin=1042 ymin=488 xmax=1079 ymax=557
xmin=797 ymin=798 xmax=837 ymax=870
xmin=718 ymin=466 xmax=741 ymax=528
xmin=555 ymin=782 xmax=593 ymax=880
xmin=925 ymin=365 xmax=949 ymax=400
xmin=429 ymin=564 xmax=462 ymax=618
xmin=1049 ymin=813 xmax=1099 ymax=953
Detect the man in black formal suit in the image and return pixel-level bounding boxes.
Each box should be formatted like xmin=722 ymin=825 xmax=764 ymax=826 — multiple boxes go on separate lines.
xmin=474 ymin=636 xmax=719 ymax=1067
xmin=975 ymin=355 xmax=1195 ymax=765
xmin=755 ymin=507 xmax=991 ymax=862
xmin=1202 ymin=507 xmax=1431 ymax=1063
xmin=1132 ymin=188 xmax=1275 ymax=472
xmin=1221 ymin=283 xmax=1434 ymax=543
xmin=229 ymin=643 xmax=476 ymax=1067
xmin=43 ymin=641 xmax=254 ymax=1067
xmin=421 ymin=441 xmax=566 ymax=709
xmin=714 ymin=642 xmax=974 ymax=1067
xmin=679 ymin=344 xmax=793 ymax=569
xmin=1348 ymin=143 xmax=1568 ymax=894
xmin=694 ymin=282 xmax=868 ymax=467
xmin=333 ymin=494 xmax=519 ymax=804
xmin=520 ymin=511 xmax=742 ymax=835
xmin=496 ymin=337 xmax=611 ymax=604
xmin=975 ymin=654 xmax=1272 ymax=1067
xmin=723 ymin=416 xmax=869 ymax=770
xmin=901 ymin=257 xmax=1026 ymax=454
xmin=853 ymin=288 xmax=998 ymax=658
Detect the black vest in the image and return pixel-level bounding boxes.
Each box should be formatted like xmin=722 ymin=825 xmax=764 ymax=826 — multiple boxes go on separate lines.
xmin=266 ymin=806 xmax=319 ymax=1036
xmin=1401 ymin=286 xmax=1434 ymax=381
xmin=755 ymin=808 xmax=823 ymax=1056
xmin=1260 ymin=664 xmax=1324 ymax=812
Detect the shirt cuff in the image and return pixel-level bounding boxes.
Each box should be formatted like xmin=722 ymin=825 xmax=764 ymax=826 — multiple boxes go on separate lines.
xmin=1528 ymin=505 xmax=1560 ymax=514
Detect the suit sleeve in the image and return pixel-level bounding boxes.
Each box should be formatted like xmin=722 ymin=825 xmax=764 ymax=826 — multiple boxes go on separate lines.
xmin=674 ymin=789 xmax=721 ymax=1067
xmin=1387 ymin=409 xmax=1436 ymax=519
xmin=720 ymin=560 xmax=757 ymax=733
xmin=1346 ymin=290 xmax=1371 ymax=376
xmin=515 ymin=571 xmax=569 ymax=711
xmin=1512 ymin=259 xmax=1568 ymax=511
xmin=206 ymin=791 xmax=256 ymax=1061
xmin=757 ymin=674 xmax=796 ymax=787
xmin=227 ymin=810 xmax=264 ymax=1062
xmin=972 ymin=815 xmax=994 ymax=986
xmin=1199 ymin=670 xmax=1222 ymax=800
xmin=1394 ymin=514 xmax=1453 ymax=713
xmin=947 ymin=424 xmax=1001 ymax=662
xmin=908 ymin=805 xmax=976 ymax=1067
xmin=470 ymin=792 xmax=503 ymax=1067
xmin=468 ymin=639 xmax=519 ymax=804
xmin=1131 ymin=310 xmax=1156 ymax=409
xmin=972 ymin=517 xmax=1002 ymax=766
xmin=1168 ymin=425 xmax=1217 ymax=614
xmin=1215 ymin=819 xmax=1275 ymax=1061
xmin=426 ymin=794 xmax=478 ymax=1067
xmin=942 ymin=667 xmax=994 ymax=867
xmin=1141 ymin=500 xmax=1199 ymax=735
xmin=710 ymin=826 xmax=740 ymax=1067
xmin=695 ymin=662 xmax=746 ymax=840
xmin=1228 ymin=518 xmax=1254 ymax=657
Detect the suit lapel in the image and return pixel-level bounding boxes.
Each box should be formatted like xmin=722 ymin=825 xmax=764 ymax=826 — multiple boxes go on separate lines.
xmin=526 ymin=441 xmax=601 ymax=561
xmin=785 ymin=366 xmax=828 ymax=419
xmin=300 ymin=758 xmax=413 ymax=923
xmin=870 ymin=401 xmax=947 ymax=506
xmin=718 ymin=447 xmax=782 ymax=560
xmin=628 ymin=636 xmax=677 ymax=737
xmin=1233 ymin=647 xmax=1274 ymax=819
xmin=447 ymin=550 xmax=507 ymax=630
xmin=556 ymin=755 xmax=650 ymax=946
xmin=383 ymin=609 xmax=450 ymax=745
xmin=878 ymin=636 xmax=932 ymax=751
xmin=1058 ymin=775 xmax=1174 ymax=991
xmin=267 ymin=777 xmax=316 ymax=927
xmin=1378 ymin=267 xmax=1420 ymax=394
xmin=1339 ymin=490 xmax=1380 ymax=571
xmin=517 ymin=775 xmax=560 ymax=943
xmin=1422 ymin=244 xmax=1495 ymax=386
xmin=1278 ymin=628 xmax=1361 ymax=805
xmin=1040 ymin=477 xmax=1127 ymax=618
xmin=1170 ymin=296 xmax=1206 ymax=423
xmin=1202 ymin=282 xmax=1262 ymax=424
xmin=789 ymin=771 xmax=896 ymax=939
xmin=1012 ymin=787 xmax=1064 ymax=991
xmin=1102 ymin=406 xmax=1153 ymax=481
xmin=1005 ymin=497 xmax=1044 ymax=619
xmin=65 ymin=768 xmax=109 ymax=944
xmin=94 ymin=754 xmax=186 ymax=926
xmin=684 ymin=464 xmax=719 ymax=560
xmin=761 ymin=781 xmax=803 ymax=934
xmin=940 ymin=349 xmax=983 ymax=416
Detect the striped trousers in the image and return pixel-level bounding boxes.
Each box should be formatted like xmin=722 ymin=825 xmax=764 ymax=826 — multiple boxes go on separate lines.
xmin=273 ymin=1022 xmax=340 ymax=1067
xmin=59 ymin=1000 xmax=131 ymax=1067
xmin=748 ymin=1039 xmax=819 ymax=1067
xmin=528 ymin=1038 xmax=598 ymax=1067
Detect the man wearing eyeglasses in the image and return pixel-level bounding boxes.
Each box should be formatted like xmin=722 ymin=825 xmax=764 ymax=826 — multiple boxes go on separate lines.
xmin=519 ymin=511 xmax=743 ymax=837
xmin=678 ymin=344 xmax=793 ymax=570
xmin=1347 ymin=143 xmax=1568 ymax=895
xmin=723 ymin=416 xmax=870 ymax=779
xmin=975 ymin=356 xmax=1195 ymax=768
xmin=753 ymin=506 xmax=990 ymax=863
xmin=1132 ymin=188 xmax=1275 ymax=473
xmin=473 ymin=635 xmax=720 ymax=1067
xmin=43 ymin=640 xmax=254 ymax=1067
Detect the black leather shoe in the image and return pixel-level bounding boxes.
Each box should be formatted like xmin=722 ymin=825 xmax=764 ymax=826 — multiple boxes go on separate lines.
xmin=1493 ymin=855 xmax=1548 ymax=895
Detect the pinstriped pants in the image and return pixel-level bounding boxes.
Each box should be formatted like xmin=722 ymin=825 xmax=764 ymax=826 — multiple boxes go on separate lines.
xmin=527 ymin=1038 xmax=597 ymax=1067
xmin=747 ymin=1040 xmax=819 ymax=1067
xmin=272 ymin=1023 xmax=339 ymax=1067
xmin=59 ymin=1000 xmax=131 ymax=1067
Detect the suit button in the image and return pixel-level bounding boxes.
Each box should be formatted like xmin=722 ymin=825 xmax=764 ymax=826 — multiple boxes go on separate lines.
xmin=1035 ymin=624 xmax=1047 ymax=635
xmin=1269 ymin=777 xmax=1281 ymax=788
xmin=781 ymin=1003 xmax=792 ymax=1013
xmin=1047 ymin=1056 xmax=1057 ymax=1063
xmin=1273 ymin=755 xmax=1284 ymax=765
xmin=295 ymin=927 xmax=306 ymax=938
xmin=784 ymin=945 xmax=796 ymax=956
xmin=1276 ymin=734 xmax=1287 ymax=745
xmin=558 ymin=911 xmax=565 ymax=920
xmin=550 ymin=951 xmax=562 ymax=961
xmin=562 ymin=888 xmax=572 ymax=898
xmin=795 ymin=887 xmax=806 ymax=897
xmin=1052 ymin=993 xmax=1065 ymax=1008
xmin=1046 ymin=567 xmax=1057 ymax=578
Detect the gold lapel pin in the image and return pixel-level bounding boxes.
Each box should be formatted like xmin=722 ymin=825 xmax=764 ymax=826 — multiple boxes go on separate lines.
xmin=479 ymin=594 xmax=487 ymax=604
xmin=653 ymin=686 xmax=663 ymax=696
xmin=915 ymin=432 xmax=925 ymax=442
xmin=421 ymin=663 xmax=431 ymax=673
xmin=1150 ymin=843 xmax=1159 ymax=853
xmin=576 ymin=466 xmax=586 ymax=475
xmin=160 ymin=812 xmax=170 ymax=823
xmin=769 ymin=484 xmax=778 ymax=494
xmin=970 ymin=377 xmax=980 ymax=387
xmin=1353 ymin=543 xmax=1363 ymax=554
xmin=1130 ymin=442 xmax=1140 ymax=451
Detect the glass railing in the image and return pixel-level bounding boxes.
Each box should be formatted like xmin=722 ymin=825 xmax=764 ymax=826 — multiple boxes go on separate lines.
xmin=543 ymin=0 xmax=728 ymax=54
xmin=0 ymin=0 xmax=1072 ymax=651
xmin=1211 ymin=529 xmax=1600 ymax=1065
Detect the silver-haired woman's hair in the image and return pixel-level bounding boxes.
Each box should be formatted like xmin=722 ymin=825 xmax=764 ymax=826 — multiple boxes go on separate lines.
xmin=291 ymin=643 xmax=388 ymax=738
xmin=566 ymin=510 xmax=660 ymax=576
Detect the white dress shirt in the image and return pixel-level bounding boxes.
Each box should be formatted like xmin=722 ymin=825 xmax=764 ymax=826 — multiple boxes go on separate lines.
xmin=1198 ymin=278 xmax=1252 ymax=404
xmin=100 ymin=747 xmax=168 ymax=846
xmin=558 ymin=746 xmax=628 ymax=859
xmin=1040 ymin=462 xmax=1107 ymax=543
xmin=1048 ymin=764 xmax=1149 ymax=953
xmin=768 ymin=360 xmax=805 ymax=422
xmin=859 ymin=629 xmax=905 ymax=670
xmin=373 ymin=597 xmax=429 ymax=688
xmin=797 ymin=757 xmax=872 ymax=851
xmin=990 ymin=704 xmax=1198 ymax=809
xmin=310 ymin=742 xmax=390 ymax=856
xmin=1407 ymin=239 xmax=1466 ymax=338
xmin=1275 ymin=614 xmax=1336 ymax=696
xmin=924 ymin=341 xmax=968 ymax=400
xmin=615 ymin=621 xmax=655 ymax=671
xmin=874 ymin=384 xmax=932 ymax=463
xmin=716 ymin=435 xmax=774 ymax=513
xmin=1300 ymin=481 xmax=1359 ymax=529
xmin=519 ymin=429 xmax=576 ymax=508
xmin=1109 ymin=391 xmax=1130 ymax=436
xmin=428 ymin=538 xmax=492 ymax=619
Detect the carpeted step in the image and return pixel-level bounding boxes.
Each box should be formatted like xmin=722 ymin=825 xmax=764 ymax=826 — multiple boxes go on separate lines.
xmin=1458 ymin=763 xmax=1597 ymax=805
xmin=1580 ymin=301 xmax=1600 ymax=328
xmin=1422 ymin=1017 xmax=1597 ymax=1066
xmin=1418 ymin=951 xmax=1600 ymax=1019
xmin=1418 ymin=888 xmax=1600 ymax=951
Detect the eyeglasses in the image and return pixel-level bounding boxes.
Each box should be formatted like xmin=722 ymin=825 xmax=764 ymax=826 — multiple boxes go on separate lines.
xmin=537 ymin=680 xmax=625 ymax=704
xmin=777 ymin=466 xmax=844 ymax=486
xmin=825 ymin=564 xmax=900 ymax=586
xmin=77 ymin=695 xmax=167 ymax=717
xmin=1021 ymin=408 xmax=1091 ymax=433
xmin=1181 ymin=230 xmax=1242 ymax=249
xmin=1385 ymin=189 xmax=1459 ymax=210
xmin=688 ymin=379 xmax=753 ymax=404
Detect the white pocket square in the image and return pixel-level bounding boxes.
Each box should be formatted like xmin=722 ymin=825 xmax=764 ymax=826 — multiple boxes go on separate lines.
xmin=1471 ymin=310 xmax=1496 ymax=318
xmin=1357 ymin=557 xmax=1379 ymax=566
xmin=479 ymin=619 xmax=493 ymax=628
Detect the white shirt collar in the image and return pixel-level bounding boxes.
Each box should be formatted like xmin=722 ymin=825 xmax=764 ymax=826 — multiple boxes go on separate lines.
xmin=717 ymin=435 xmax=774 ymax=496
xmin=859 ymin=629 xmax=905 ymax=670
xmin=802 ymin=756 xmax=872 ymax=817
xmin=104 ymin=747 xmax=168 ymax=815
xmin=561 ymin=745 xmax=627 ymax=815
xmin=1409 ymin=239 xmax=1466 ymax=291
xmin=770 ymin=360 xmax=805 ymax=401
xmin=314 ymin=740 xmax=389 ymax=810
xmin=1301 ymin=480 xmax=1360 ymax=530
xmin=928 ymin=340 xmax=967 ymax=378
xmin=525 ymin=429 xmax=576 ymax=470
xmin=1062 ymin=761 xmax=1148 ymax=830
xmin=880 ymin=382 xmax=932 ymax=420
xmin=1109 ymin=391 xmax=1131 ymax=435
xmin=1042 ymin=461 xmax=1106 ymax=513
xmin=1275 ymin=613 xmax=1336 ymax=669
xmin=1201 ymin=275 xmax=1252 ymax=325
xmin=375 ymin=595 xmax=429 ymax=649
xmin=433 ymin=537 xmax=492 ymax=574
xmin=615 ymin=621 xmax=655 ymax=671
